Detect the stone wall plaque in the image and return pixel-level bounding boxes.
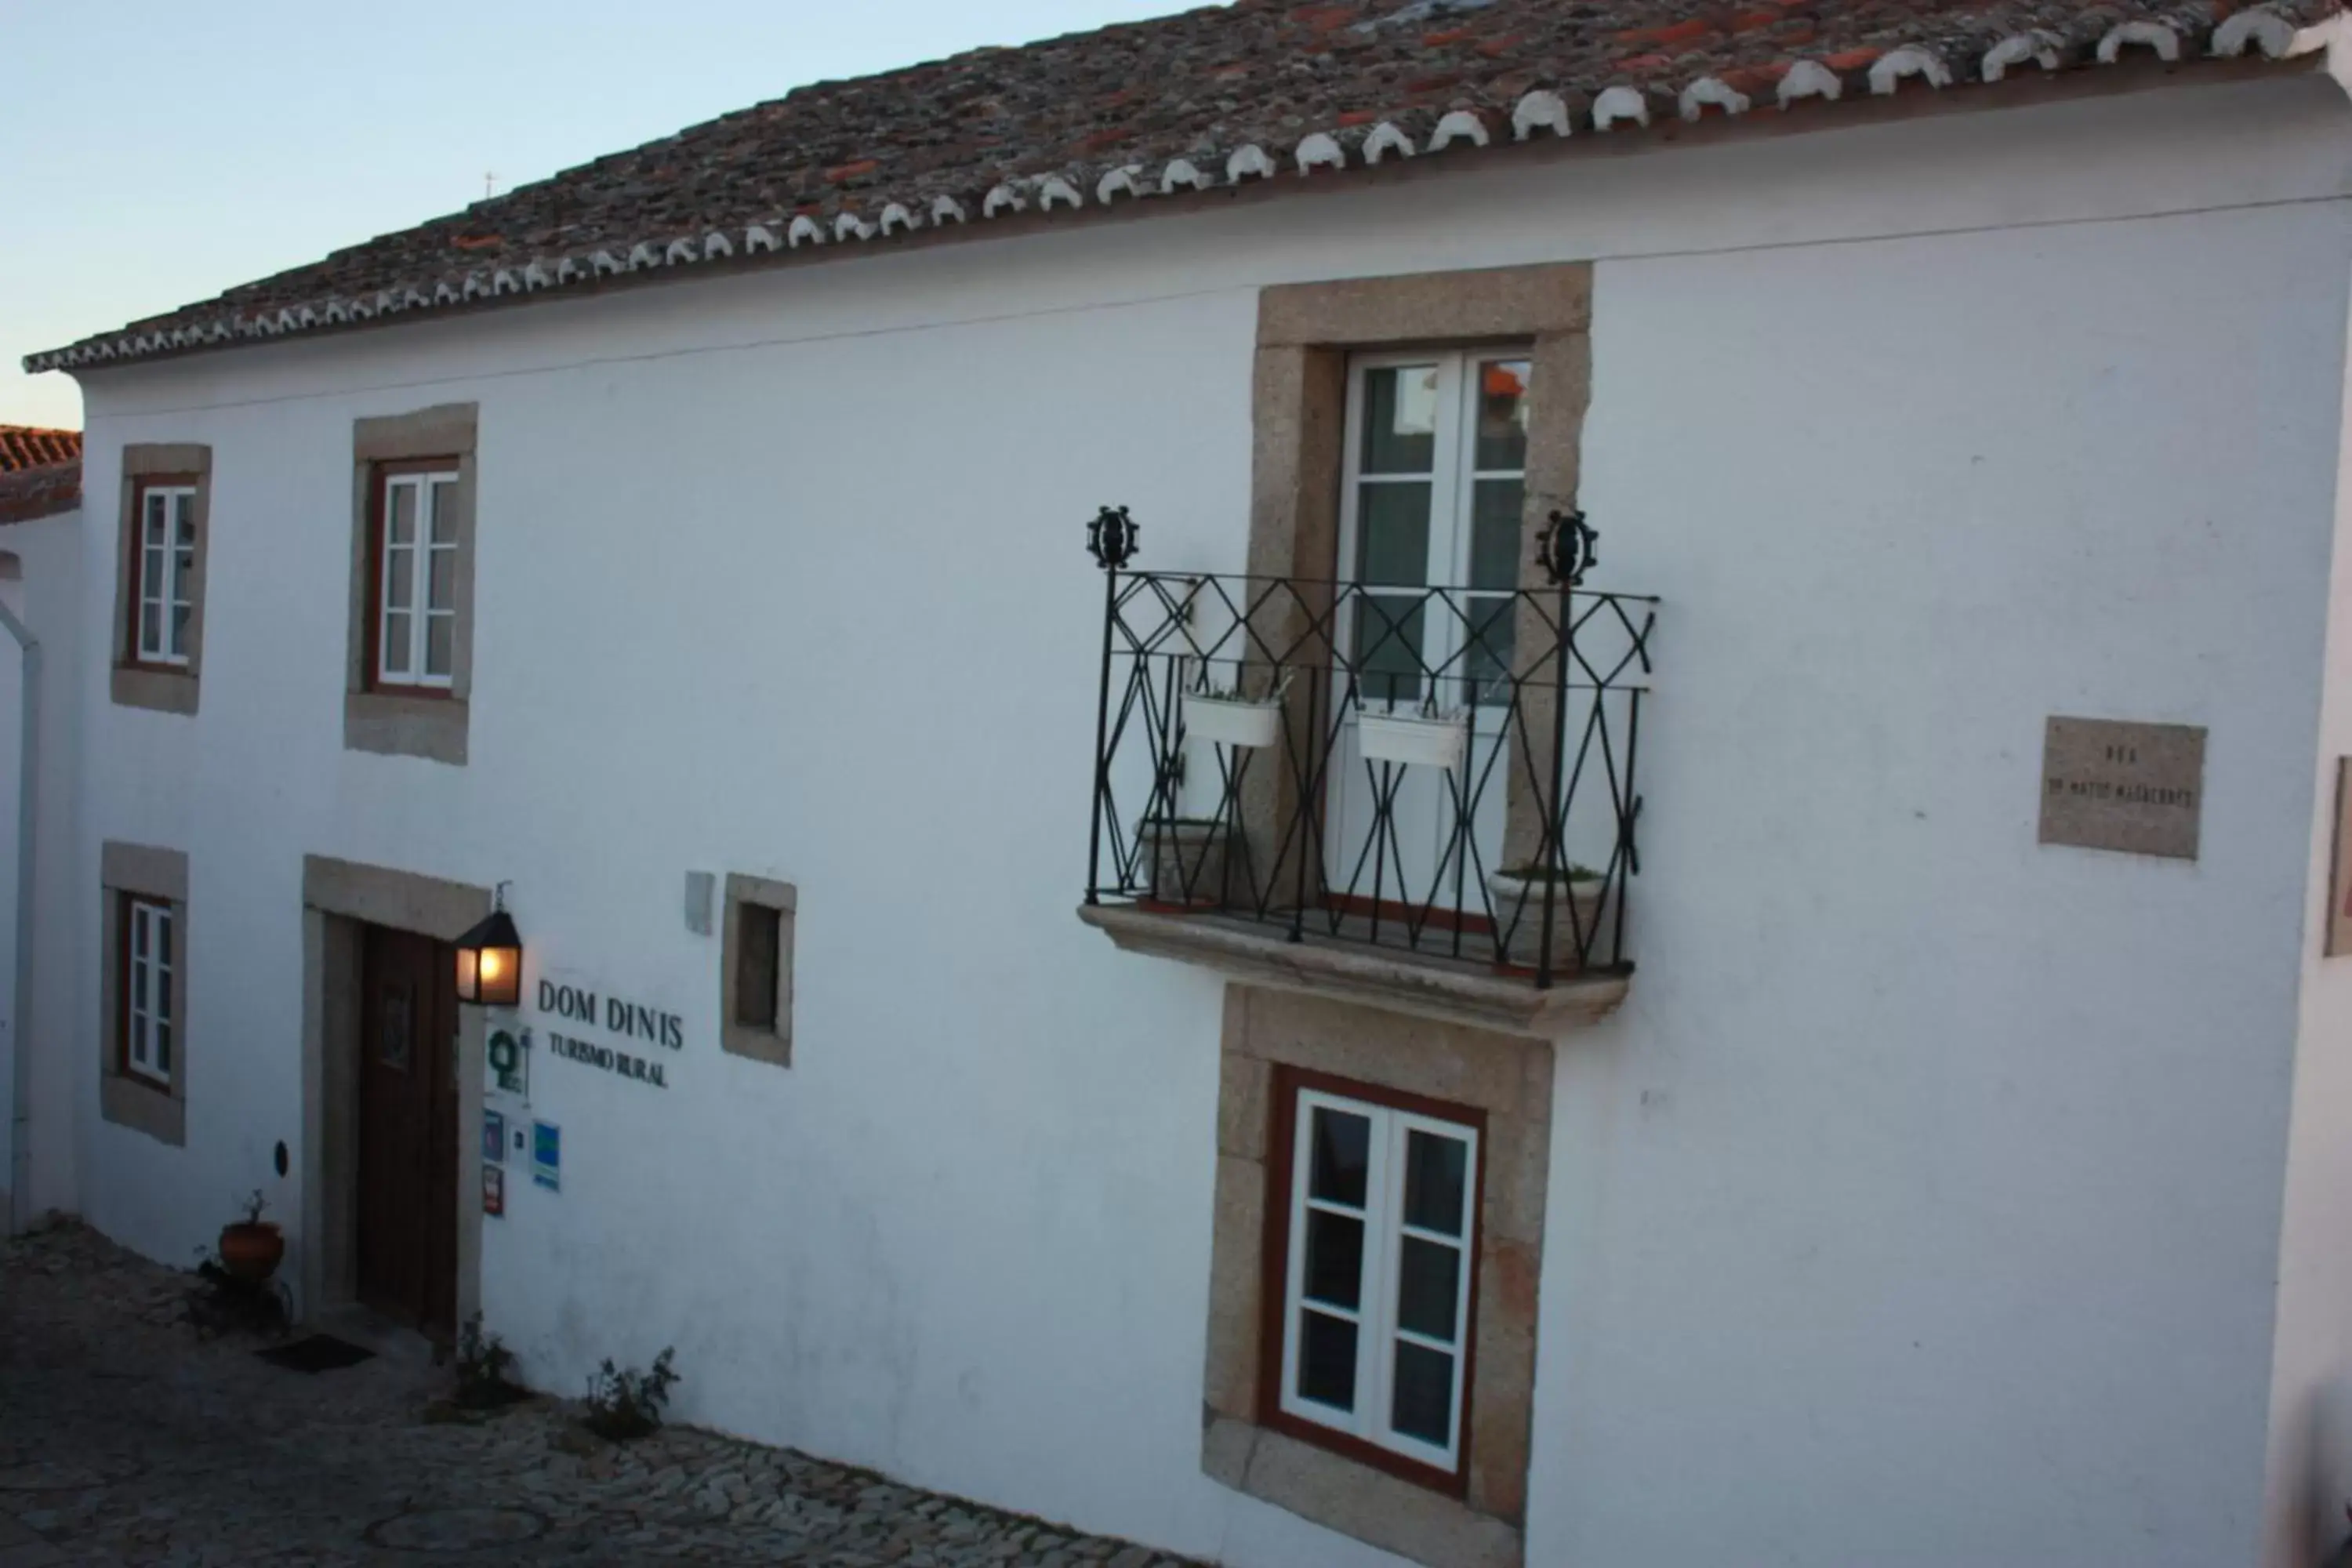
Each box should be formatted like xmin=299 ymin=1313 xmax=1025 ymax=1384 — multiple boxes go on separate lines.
xmin=2038 ymin=717 xmax=2205 ymax=861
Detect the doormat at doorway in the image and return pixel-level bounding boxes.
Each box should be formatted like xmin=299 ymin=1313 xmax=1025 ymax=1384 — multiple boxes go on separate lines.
xmin=255 ymin=1334 xmax=376 ymax=1374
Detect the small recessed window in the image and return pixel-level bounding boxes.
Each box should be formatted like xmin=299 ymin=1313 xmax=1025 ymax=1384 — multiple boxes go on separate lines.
xmin=735 ymin=904 xmax=782 ymax=1031
xmin=372 ymin=464 xmax=462 ymax=690
xmin=120 ymin=895 xmax=176 ymax=1088
xmin=1277 ymin=1082 xmax=1480 ymax=1479
xmin=720 ymin=873 xmax=796 ymax=1068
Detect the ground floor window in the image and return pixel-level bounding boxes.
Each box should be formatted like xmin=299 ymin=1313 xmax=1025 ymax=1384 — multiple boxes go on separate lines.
xmin=119 ymin=895 xmax=176 ymax=1088
xmin=1273 ymin=1073 xmax=1483 ymax=1483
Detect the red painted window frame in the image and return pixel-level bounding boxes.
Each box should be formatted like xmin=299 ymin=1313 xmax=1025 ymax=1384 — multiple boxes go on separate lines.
xmin=1256 ymin=1063 xmax=1488 ymax=1497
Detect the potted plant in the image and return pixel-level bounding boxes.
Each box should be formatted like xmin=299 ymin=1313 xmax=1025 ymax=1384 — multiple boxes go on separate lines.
xmin=1138 ymin=815 xmax=1230 ymax=908
xmin=1183 ymin=678 xmax=1286 ymax=750
xmin=1358 ymin=698 xmax=1468 ymax=770
xmin=1486 ymin=862 xmax=1607 ymax=974
xmin=219 ymin=1189 xmax=285 ymax=1283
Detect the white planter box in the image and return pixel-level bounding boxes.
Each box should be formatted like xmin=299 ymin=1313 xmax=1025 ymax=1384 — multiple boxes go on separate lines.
xmin=1358 ymin=710 xmax=1468 ymax=770
xmin=1185 ymin=692 xmax=1282 ymax=750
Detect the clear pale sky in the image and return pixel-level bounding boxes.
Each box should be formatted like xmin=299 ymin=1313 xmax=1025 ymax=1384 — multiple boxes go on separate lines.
xmin=0 ymin=0 xmax=1192 ymax=430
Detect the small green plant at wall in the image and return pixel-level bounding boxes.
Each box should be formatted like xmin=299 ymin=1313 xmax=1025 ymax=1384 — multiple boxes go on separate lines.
xmin=582 ymin=1348 xmax=678 ymax=1441
xmin=452 ymin=1313 xmax=529 ymax=1410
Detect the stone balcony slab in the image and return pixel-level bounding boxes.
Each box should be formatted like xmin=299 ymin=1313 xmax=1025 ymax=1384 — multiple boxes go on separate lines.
xmin=1077 ymin=902 xmax=1628 ymax=1039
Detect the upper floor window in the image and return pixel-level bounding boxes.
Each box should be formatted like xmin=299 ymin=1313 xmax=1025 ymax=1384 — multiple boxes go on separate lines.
xmin=130 ymin=479 xmax=198 ymax=667
xmin=120 ymin=895 xmax=176 ymax=1089
xmin=1276 ymin=1078 xmax=1483 ymax=1483
xmin=371 ymin=463 xmax=461 ymax=689
xmin=1341 ymin=350 xmax=1530 ymax=708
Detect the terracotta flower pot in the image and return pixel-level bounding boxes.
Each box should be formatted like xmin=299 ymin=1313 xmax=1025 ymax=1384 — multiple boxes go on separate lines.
xmin=1140 ymin=820 xmax=1229 ymax=909
xmin=1486 ymin=870 xmax=1606 ymax=975
xmin=219 ymin=1221 xmax=285 ymax=1283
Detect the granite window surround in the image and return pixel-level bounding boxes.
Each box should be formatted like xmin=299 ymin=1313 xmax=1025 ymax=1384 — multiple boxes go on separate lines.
xmin=1186 ymin=262 xmax=1589 ymax=1568
xmin=346 ymin=404 xmax=478 ymax=765
xmin=1202 ymin=986 xmax=1552 ymax=1568
xmin=99 ymin=840 xmax=190 ymax=1147
xmin=110 ymin=445 xmax=212 ymax=716
xmin=720 ymin=873 xmax=797 ymax=1069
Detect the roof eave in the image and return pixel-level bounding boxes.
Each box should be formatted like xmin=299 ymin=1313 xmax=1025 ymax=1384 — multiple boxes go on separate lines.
xmin=27 ymin=28 xmax=2333 ymax=379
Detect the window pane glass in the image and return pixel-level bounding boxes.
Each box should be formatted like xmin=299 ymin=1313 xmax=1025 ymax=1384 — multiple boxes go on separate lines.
xmin=129 ymin=1014 xmax=147 ymax=1067
xmin=140 ymin=604 xmax=160 ymax=655
xmin=143 ymin=492 xmax=165 ymax=545
xmin=426 ymin=547 xmax=455 ymax=612
xmin=1396 ymin=1236 xmax=1461 ymax=1341
xmin=429 ymin=480 xmax=459 ymax=545
xmin=1298 ymin=1310 xmax=1358 ymax=1411
xmin=157 ymin=964 xmax=172 ymax=1028
xmin=175 ymin=494 xmax=197 ymax=548
xmin=1361 ymin=366 xmax=1439 ymax=474
xmin=1475 ymin=359 xmax=1531 ymax=471
xmin=1356 ymin=483 xmax=1432 ymax=587
xmin=1469 ymin=479 xmax=1523 ymax=591
xmin=1462 ymin=596 xmax=1514 ymax=707
xmin=129 ymin=959 xmax=146 ymax=1012
xmin=736 ymin=905 xmax=782 ymax=1029
xmin=1403 ymin=1130 xmax=1468 ymax=1236
xmin=382 ymin=612 xmax=412 ymax=674
xmin=1303 ymin=1210 xmax=1364 ymax=1309
xmin=1308 ymin=1107 xmax=1370 ymax=1208
xmin=142 ymin=547 xmax=165 ymax=603
xmin=154 ymin=1020 xmax=171 ymax=1075
xmin=387 ymin=481 xmax=416 ymax=546
xmin=384 ymin=547 xmax=413 ymax=611
xmin=132 ymin=909 xmax=148 ymax=960
xmin=1391 ymin=1341 xmax=1456 ymax=1447
xmin=155 ymin=910 xmax=171 ymax=968
xmin=425 ymin=614 xmax=453 ymax=678
xmin=171 ymin=602 xmax=192 ymax=659
xmin=1352 ymin=595 xmax=1425 ymax=707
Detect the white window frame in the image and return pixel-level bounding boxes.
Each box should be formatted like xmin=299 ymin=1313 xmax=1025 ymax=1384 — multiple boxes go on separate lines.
xmin=133 ymin=483 xmax=198 ymax=666
xmin=374 ymin=468 xmax=462 ymax=689
xmin=1334 ymin=347 xmax=1531 ymax=711
xmin=122 ymin=897 xmax=175 ymax=1089
xmin=1279 ymin=1084 xmax=1481 ymax=1475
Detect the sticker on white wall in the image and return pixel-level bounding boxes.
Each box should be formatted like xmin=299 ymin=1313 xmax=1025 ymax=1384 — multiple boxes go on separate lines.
xmin=488 ymin=1027 xmax=528 ymax=1098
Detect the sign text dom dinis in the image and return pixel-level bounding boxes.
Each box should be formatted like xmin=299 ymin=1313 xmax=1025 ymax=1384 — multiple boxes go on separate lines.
xmin=535 ymin=980 xmax=684 ymax=1051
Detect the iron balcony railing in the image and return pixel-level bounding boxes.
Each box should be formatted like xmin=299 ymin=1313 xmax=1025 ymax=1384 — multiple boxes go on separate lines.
xmin=1083 ymin=507 xmax=1657 ymax=988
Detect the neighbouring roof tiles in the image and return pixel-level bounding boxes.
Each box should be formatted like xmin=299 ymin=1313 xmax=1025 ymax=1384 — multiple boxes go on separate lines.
xmin=0 ymin=426 xmax=82 ymax=473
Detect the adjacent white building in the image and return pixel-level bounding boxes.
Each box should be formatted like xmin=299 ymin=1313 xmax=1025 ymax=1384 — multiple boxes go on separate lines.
xmin=16 ymin=3 xmax=2352 ymax=1564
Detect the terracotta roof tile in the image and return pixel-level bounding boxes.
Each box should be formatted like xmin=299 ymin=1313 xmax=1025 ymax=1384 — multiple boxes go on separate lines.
xmin=0 ymin=426 xmax=81 ymax=473
xmin=24 ymin=0 xmax=2339 ymax=373
xmin=0 ymin=459 xmax=80 ymax=524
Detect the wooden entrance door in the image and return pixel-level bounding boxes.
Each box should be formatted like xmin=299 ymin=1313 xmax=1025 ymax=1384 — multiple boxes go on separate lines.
xmin=356 ymin=924 xmax=459 ymax=1336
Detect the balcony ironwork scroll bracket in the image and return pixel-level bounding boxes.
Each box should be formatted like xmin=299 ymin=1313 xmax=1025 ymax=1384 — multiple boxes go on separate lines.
xmin=1535 ymin=509 xmax=1598 ymax=588
xmin=1086 ymin=506 xmax=1140 ymax=904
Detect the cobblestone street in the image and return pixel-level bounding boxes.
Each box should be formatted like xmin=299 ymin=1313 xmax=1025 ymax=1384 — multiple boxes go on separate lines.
xmin=0 ymin=1223 xmax=1201 ymax=1567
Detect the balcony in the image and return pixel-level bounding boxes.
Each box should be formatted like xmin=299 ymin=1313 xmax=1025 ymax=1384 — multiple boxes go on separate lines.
xmin=1076 ymin=509 xmax=1657 ymax=1038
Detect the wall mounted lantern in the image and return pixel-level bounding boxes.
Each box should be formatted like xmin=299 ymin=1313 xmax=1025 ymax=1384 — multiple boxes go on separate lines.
xmin=456 ymin=884 xmax=522 ymax=1007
